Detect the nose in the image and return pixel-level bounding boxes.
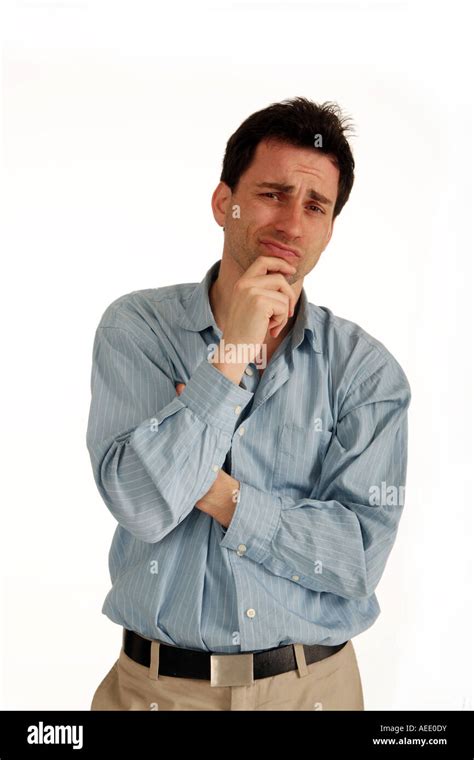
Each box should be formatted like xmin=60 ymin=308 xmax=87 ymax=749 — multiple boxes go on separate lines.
xmin=273 ymin=200 xmax=304 ymax=240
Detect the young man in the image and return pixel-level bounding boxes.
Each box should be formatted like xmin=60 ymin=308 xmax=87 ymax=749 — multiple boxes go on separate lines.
xmin=86 ymin=97 xmax=410 ymax=711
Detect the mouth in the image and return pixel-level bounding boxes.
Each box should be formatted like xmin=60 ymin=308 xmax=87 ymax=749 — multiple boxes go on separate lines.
xmin=259 ymin=239 xmax=301 ymax=260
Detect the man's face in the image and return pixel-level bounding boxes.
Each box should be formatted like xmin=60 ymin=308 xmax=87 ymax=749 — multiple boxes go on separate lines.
xmin=214 ymin=139 xmax=340 ymax=285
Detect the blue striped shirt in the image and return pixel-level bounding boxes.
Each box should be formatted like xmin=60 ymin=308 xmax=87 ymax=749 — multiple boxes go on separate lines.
xmin=86 ymin=258 xmax=411 ymax=652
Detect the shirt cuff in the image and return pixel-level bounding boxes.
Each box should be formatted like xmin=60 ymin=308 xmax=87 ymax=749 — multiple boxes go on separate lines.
xmin=219 ymin=481 xmax=281 ymax=563
xmin=178 ymin=358 xmax=254 ymax=435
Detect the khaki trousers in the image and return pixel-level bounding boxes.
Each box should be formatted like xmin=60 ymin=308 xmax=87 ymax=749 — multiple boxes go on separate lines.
xmin=91 ymin=637 xmax=364 ymax=711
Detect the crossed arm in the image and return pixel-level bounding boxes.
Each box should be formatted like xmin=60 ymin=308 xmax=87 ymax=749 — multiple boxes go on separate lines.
xmin=87 ymin=325 xmax=410 ymax=599
xmin=176 ymin=382 xmax=239 ymax=528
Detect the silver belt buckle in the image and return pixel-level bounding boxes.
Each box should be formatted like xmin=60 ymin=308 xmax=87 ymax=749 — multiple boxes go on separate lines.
xmin=210 ymin=653 xmax=254 ymax=687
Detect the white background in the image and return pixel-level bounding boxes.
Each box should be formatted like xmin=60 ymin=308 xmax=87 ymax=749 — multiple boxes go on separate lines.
xmin=1 ymin=0 xmax=472 ymax=710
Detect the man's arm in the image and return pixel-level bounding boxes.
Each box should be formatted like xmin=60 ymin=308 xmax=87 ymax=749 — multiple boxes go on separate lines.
xmin=174 ymin=382 xmax=240 ymax=528
xmin=86 ymin=316 xmax=252 ymax=544
xmin=214 ymin=358 xmax=411 ymax=600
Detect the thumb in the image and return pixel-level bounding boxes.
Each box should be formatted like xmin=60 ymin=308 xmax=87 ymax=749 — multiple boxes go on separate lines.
xmin=175 ymin=382 xmax=186 ymax=396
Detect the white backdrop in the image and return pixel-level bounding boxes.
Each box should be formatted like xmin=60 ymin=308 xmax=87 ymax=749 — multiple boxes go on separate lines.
xmin=1 ymin=0 xmax=472 ymax=710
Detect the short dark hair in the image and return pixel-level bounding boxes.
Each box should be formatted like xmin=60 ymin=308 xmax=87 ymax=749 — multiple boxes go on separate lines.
xmin=220 ymin=96 xmax=356 ymax=219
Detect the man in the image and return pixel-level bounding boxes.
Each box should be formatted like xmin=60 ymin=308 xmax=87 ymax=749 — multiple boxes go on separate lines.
xmin=86 ymin=96 xmax=410 ymax=711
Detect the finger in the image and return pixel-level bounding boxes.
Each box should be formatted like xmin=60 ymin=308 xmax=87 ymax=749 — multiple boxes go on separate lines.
xmin=246 ymin=254 xmax=297 ymax=275
xmin=248 ymin=288 xmax=291 ymax=335
xmin=247 ymin=287 xmax=291 ymax=317
xmin=175 ymin=383 xmax=186 ymax=396
xmin=244 ymin=255 xmax=297 ymax=286
xmin=268 ymin=314 xmax=287 ymax=335
xmin=270 ymin=321 xmax=287 ymax=338
xmin=243 ymin=273 xmax=297 ymax=315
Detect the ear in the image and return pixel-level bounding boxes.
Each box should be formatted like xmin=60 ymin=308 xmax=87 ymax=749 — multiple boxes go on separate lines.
xmin=211 ymin=181 xmax=232 ymax=228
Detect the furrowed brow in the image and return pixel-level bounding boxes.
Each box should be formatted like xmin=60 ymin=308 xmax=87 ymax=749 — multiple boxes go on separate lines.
xmin=255 ymin=182 xmax=333 ymax=207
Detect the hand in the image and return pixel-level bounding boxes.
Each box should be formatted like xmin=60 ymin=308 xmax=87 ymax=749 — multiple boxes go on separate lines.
xmin=195 ymin=468 xmax=240 ymax=528
xmin=223 ymin=255 xmax=298 ymax=351
xmin=176 ymin=382 xmax=240 ymax=528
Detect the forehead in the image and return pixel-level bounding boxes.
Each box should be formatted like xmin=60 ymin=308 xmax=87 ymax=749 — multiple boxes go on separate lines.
xmin=243 ymin=139 xmax=339 ymax=194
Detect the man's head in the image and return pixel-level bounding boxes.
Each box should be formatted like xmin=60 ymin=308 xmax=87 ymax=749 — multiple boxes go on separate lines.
xmin=212 ymin=97 xmax=355 ymax=284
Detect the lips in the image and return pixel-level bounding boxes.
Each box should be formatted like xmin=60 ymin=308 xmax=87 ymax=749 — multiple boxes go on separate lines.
xmin=259 ymin=240 xmax=301 ymax=259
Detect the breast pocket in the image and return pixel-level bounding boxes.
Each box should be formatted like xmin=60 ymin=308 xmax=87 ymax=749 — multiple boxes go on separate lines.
xmin=272 ymin=424 xmax=333 ymax=497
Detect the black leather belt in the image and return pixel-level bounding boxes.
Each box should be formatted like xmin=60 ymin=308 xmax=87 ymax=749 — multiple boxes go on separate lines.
xmin=123 ymin=628 xmax=347 ymax=682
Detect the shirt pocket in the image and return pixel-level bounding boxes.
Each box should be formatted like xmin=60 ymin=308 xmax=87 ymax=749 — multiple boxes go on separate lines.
xmin=272 ymin=424 xmax=333 ymax=497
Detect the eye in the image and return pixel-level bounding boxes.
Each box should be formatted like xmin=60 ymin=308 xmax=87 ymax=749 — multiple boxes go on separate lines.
xmin=260 ymin=193 xmax=324 ymax=215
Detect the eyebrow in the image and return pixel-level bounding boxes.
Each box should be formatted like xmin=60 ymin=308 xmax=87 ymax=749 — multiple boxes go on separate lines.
xmin=254 ymin=181 xmax=333 ymax=207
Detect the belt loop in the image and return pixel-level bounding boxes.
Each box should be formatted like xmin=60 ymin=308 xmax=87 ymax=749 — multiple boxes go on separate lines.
xmin=294 ymin=644 xmax=309 ymax=678
xmin=148 ymin=640 xmax=160 ymax=681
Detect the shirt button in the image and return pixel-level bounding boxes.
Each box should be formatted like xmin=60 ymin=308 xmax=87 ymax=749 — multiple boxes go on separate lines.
xmin=246 ymin=608 xmax=256 ymax=619
xmin=291 ymin=574 xmax=300 ymax=581
xmin=237 ymin=544 xmax=247 ymax=556
xmin=245 ymin=367 xmax=253 ymax=376
xmin=238 ymin=427 xmax=245 ymax=436
xmin=211 ymin=464 xmax=219 ymax=472
xmin=234 ymin=405 xmax=242 ymax=415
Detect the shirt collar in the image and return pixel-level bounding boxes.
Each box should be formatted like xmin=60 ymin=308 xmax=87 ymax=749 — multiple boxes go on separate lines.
xmin=177 ymin=258 xmax=321 ymax=354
